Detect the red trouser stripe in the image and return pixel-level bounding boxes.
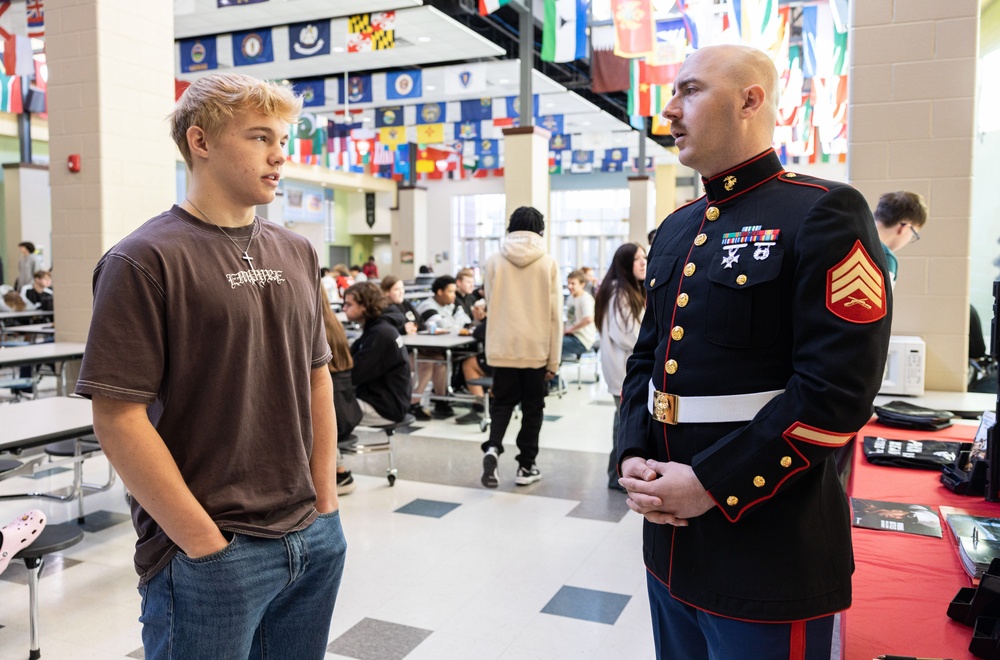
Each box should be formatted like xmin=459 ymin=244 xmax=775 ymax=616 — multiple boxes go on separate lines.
xmin=789 ymin=619 xmax=806 ymax=660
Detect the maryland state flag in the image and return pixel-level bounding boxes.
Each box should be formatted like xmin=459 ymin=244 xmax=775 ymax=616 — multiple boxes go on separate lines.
xmin=611 ymin=0 xmax=655 ymax=58
xmin=347 ymin=11 xmax=395 ymax=52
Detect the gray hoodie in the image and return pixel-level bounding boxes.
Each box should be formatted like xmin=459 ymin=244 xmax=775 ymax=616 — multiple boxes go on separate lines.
xmin=483 ymin=231 xmax=563 ymax=371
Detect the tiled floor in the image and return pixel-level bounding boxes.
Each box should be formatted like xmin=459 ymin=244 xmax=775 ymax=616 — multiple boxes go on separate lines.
xmin=0 ymin=366 xmax=842 ymax=659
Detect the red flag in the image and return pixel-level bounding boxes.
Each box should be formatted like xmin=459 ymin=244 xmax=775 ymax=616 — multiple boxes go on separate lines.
xmin=611 ymin=0 xmax=654 ymax=58
xmin=175 ymin=79 xmax=191 ymax=101
xmin=591 ymin=25 xmax=630 ymax=93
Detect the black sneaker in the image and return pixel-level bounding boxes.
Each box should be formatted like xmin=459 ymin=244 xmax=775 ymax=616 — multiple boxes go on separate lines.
xmin=432 ymin=402 xmax=455 ymax=419
xmin=409 ymin=403 xmax=432 ymax=421
xmin=482 ymin=448 xmax=499 ymax=488
xmin=336 ymin=471 xmax=356 ymax=495
xmin=515 ymin=464 xmax=541 ymax=486
xmin=455 ymin=411 xmax=483 ymax=425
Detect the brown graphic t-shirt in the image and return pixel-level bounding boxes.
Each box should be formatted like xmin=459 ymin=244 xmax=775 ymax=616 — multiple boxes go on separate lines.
xmin=76 ymin=206 xmax=331 ymax=583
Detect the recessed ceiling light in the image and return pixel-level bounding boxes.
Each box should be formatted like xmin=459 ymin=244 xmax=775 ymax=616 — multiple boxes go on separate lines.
xmin=357 ymin=188 xmax=364 ymax=193
xmin=333 ymin=46 xmax=344 ymax=52
xmin=545 ymin=103 xmax=556 ymax=108
xmin=417 ymin=36 xmax=431 ymax=42
xmin=580 ymin=121 xmax=590 ymax=126
xmin=425 ymin=85 xmax=436 ymax=91
xmin=498 ymin=78 xmax=510 ymax=84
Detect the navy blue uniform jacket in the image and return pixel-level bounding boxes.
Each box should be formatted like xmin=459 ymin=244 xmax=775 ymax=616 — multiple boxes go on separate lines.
xmin=618 ymin=150 xmax=892 ymax=621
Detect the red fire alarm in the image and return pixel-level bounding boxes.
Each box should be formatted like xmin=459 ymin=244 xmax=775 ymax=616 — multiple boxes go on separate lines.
xmin=67 ymin=154 xmax=81 ymax=173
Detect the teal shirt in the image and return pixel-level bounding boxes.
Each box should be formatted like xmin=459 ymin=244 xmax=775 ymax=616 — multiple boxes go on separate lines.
xmin=881 ymin=242 xmax=898 ymax=287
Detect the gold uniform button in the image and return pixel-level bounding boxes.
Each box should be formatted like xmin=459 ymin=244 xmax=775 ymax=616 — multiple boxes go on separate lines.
xmin=665 ymin=359 xmax=678 ymax=374
xmin=785 ymin=172 xmax=797 ymax=178
xmin=780 ymin=456 xmax=792 ymax=468
xmin=671 ymin=326 xmax=684 ymax=341
xmin=736 ymin=274 xmax=748 ymax=285
xmin=694 ymin=233 xmax=707 ymax=246
xmin=706 ymin=207 xmax=720 ymax=221
xmin=683 ymin=262 xmax=696 ymax=277
xmin=726 ymin=496 xmax=738 ymax=507
xmin=753 ymin=476 xmax=765 ymax=488
xmin=677 ymin=293 xmax=689 ymax=307
xmin=649 ymin=277 xmax=656 ymax=287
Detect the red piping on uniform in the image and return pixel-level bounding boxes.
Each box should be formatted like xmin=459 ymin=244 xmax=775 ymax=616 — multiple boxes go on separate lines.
xmin=723 ymin=440 xmax=810 ymax=523
xmin=711 ymin=170 xmax=784 ymax=205
xmin=779 ymin=177 xmax=830 ymax=193
xmin=709 ymin=149 xmax=774 ymax=180
xmin=649 ymin=570 xmax=847 ymax=624
xmin=789 ymin=620 xmax=807 ymax=660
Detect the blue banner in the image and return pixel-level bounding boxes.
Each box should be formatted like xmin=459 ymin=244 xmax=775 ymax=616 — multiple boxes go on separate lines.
xmin=386 ymin=71 xmax=422 ymax=100
xmin=460 ymin=98 xmax=492 ymax=122
xmin=394 ymin=144 xmax=410 ymax=178
xmin=549 ymin=134 xmax=571 ymax=152
xmin=180 ymin=37 xmax=217 ymax=73
xmin=416 ymin=102 xmax=444 ymax=125
xmin=289 ymin=20 xmax=330 ymax=59
xmin=375 ymin=106 xmax=404 ymax=128
xmin=455 ymin=121 xmax=480 ymax=140
xmin=505 ymin=94 xmax=539 ymax=119
xmin=337 ymin=75 xmax=372 ymax=104
xmin=601 ymin=160 xmax=623 ymax=173
xmin=293 ymin=78 xmax=325 ymax=108
xmin=572 ymin=149 xmax=594 ymax=165
xmin=232 ymin=28 xmax=273 ymax=66
xmin=605 ymin=148 xmax=627 ymax=162
xmin=538 ymin=114 xmax=564 ymax=135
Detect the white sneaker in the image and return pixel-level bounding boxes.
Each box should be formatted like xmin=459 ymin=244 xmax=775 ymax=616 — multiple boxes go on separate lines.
xmin=482 ymin=447 xmax=499 ymax=488
xmin=515 ymin=464 xmax=541 ymax=486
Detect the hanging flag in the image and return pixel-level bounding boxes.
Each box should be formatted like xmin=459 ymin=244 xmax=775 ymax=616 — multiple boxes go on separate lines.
xmin=455 ymin=121 xmax=480 ymax=140
xmin=460 ymin=98 xmax=492 ymax=122
xmin=444 ymin=63 xmax=487 ymax=95
xmin=375 ymin=106 xmax=404 ymax=128
xmin=348 ymin=12 xmax=395 ymax=52
xmin=549 ymin=133 xmax=571 ymax=152
xmin=605 ymin=148 xmax=627 ymax=162
xmin=542 ymin=0 xmax=587 ymax=63
xmin=3 ymin=32 xmax=30 ymax=76
xmin=175 ymin=78 xmax=191 ymax=101
xmin=505 ymin=94 xmax=538 ymax=120
xmin=378 ymin=126 xmax=407 ymax=149
xmin=394 ymin=144 xmax=410 ymax=179
xmin=476 ymin=139 xmax=500 ymax=170
xmin=651 ymin=113 xmax=671 ymax=136
xmin=416 ymin=123 xmax=444 ymax=144
xmin=628 ymin=59 xmax=665 ymax=117
xmin=289 ymin=20 xmax=330 ymax=59
xmin=292 ymin=78 xmax=325 ymax=108
xmin=478 ymin=0 xmax=510 ymax=16
xmin=416 ymin=102 xmax=444 ymax=125
xmin=591 ymin=24 xmax=630 ymax=93
xmin=802 ymin=5 xmax=818 ymax=79
xmin=180 ymin=37 xmax=218 ymax=73
xmin=740 ymin=0 xmax=779 ymax=51
xmin=232 ymin=28 xmax=273 ymax=66
xmin=570 ymin=149 xmax=594 ymax=174
xmin=611 ymin=0 xmax=655 ymax=58
xmin=536 ymin=114 xmax=560 ymax=134
xmin=338 ymin=75 xmax=372 ymax=104
xmin=288 ymin=113 xmax=325 ymax=165
xmin=549 ymin=152 xmax=563 ymax=175
xmin=25 ymin=0 xmax=42 ymax=38
xmin=601 ymin=160 xmax=623 ymax=173
xmin=386 ymin=70 xmax=421 ymax=100
xmin=651 ymin=18 xmax=689 ymax=67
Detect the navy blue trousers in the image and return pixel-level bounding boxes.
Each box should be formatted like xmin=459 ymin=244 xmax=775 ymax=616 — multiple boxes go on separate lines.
xmin=646 ymin=573 xmax=835 ymax=660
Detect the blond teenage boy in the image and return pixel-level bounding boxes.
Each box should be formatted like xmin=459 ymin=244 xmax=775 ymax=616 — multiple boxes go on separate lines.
xmin=76 ymin=73 xmax=345 ymax=659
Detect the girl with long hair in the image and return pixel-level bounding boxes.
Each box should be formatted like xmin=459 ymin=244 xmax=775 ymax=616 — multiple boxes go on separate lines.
xmin=595 ymin=242 xmax=648 ymax=491
xmin=322 ymin=289 xmax=362 ymax=495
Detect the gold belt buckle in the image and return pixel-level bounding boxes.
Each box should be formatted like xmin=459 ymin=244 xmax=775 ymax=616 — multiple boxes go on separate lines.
xmin=653 ymin=390 xmax=679 ymax=425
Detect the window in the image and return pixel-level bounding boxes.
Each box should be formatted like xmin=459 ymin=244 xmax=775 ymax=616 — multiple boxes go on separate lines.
xmin=550 ymin=189 xmax=631 ymax=278
xmin=451 ymin=194 xmax=506 ymax=277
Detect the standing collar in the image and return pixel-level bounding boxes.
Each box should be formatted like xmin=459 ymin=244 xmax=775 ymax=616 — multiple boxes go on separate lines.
xmin=701 ymin=149 xmax=784 ymax=203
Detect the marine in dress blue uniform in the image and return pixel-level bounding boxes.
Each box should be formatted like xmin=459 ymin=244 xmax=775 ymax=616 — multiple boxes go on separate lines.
xmin=617 ymin=45 xmax=892 ymax=660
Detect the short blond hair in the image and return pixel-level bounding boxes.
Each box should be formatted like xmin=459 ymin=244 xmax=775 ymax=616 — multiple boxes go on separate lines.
xmin=171 ymin=73 xmax=302 ymax=168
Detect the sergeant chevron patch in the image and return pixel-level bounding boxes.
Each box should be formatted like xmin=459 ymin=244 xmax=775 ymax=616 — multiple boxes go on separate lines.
xmin=826 ymin=240 xmax=886 ymax=324
xmin=784 ymin=422 xmax=854 ymax=447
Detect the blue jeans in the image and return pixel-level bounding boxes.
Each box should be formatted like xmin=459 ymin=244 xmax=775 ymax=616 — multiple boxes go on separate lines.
xmin=561 ymin=334 xmax=589 ymax=360
xmin=139 ymin=511 xmax=347 ymax=660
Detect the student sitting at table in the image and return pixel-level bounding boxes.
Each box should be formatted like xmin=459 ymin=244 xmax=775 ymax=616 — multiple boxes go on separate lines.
xmin=21 ymin=270 xmax=53 ymax=313
xmin=413 ymin=275 xmax=473 ymax=420
xmin=454 ymin=268 xmax=482 ymax=321
xmin=321 ymin=289 xmax=362 ymax=496
xmin=342 ymin=282 xmax=411 ymax=426
xmin=380 ymin=275 xmax=421 ymax=335
xmin=562 ymin=269 xmax=597 ymax=360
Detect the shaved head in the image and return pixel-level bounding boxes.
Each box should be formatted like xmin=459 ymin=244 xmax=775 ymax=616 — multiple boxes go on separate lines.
xmin=686 ymin=45 xmax=778 ymax=127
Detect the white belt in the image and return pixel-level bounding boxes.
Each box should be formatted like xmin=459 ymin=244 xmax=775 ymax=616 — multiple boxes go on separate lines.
xmin=647 ymin=379 xmax=784 ymax=425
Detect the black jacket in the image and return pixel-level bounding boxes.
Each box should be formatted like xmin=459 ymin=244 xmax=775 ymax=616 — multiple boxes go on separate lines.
xmin=384 ymin=301 xmax=422 ymax=333
xmin=350 ymin=315 xmax=411 ymax=422
xmin=618 ymin=150 xmax=892 ymax=621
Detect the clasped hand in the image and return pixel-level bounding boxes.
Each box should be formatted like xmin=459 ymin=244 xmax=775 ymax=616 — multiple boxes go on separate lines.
xmin=618 ymin=457 xmax=715 ymax=526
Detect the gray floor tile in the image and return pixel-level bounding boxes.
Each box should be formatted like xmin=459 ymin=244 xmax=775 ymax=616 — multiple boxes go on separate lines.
xmin=589 ymin=399 xmax=616 ymax=406
xmin=327 ymin=617 xmax=432 ymax=660
xmin=394 ymin=498 xmax=461 ymax=518
xmin=25 ymin=466 xmax=71 ymax=479
xmin=543 ymin=414 xmax=562 ymax=422
xmin=78 ymin=509 xmax=131 ymax=533
xmin=541 ymin=585 xmax=631 ymax=625
xmin=348 ymin=436 xmax=631 ymax=523
xmin=0 ymin=554 xmax=82 ymax=585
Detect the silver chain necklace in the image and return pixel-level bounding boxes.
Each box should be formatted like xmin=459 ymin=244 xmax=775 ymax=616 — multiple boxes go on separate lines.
xmin=186 ymin=198 xmax=257 ymax=271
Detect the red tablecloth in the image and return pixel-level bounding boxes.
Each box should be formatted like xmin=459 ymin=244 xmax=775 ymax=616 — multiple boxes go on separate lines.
xmin=844 ymin=420 xmax=999 ymax=660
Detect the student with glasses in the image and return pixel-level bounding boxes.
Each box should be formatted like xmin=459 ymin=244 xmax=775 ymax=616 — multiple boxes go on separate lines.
xmin=873 ymin=191 xmax=929 ymax=288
